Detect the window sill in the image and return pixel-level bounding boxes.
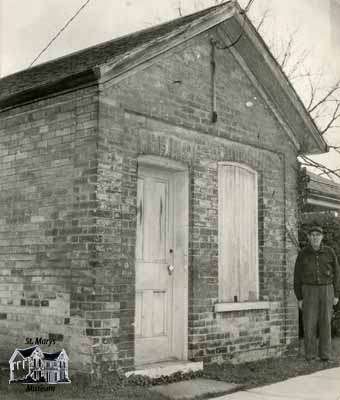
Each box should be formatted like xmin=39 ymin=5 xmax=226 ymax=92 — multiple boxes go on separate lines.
xmin=214 ymin=301 xmax=270 ymax=313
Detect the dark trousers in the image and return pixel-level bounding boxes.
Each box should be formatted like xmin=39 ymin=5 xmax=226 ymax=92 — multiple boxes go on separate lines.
xmin=302 ymin=284 xmax=334 ymax=360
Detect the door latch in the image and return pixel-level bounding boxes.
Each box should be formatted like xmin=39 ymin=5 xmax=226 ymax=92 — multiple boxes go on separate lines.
xmin=167 ymin=264 xmax=175 ymax=275
xmin=168 ymin=249 xmax=175 ymax=275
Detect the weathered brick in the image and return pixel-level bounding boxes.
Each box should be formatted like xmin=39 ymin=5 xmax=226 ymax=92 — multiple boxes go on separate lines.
xmin=0 ymin=21 xmax=301 ymax=373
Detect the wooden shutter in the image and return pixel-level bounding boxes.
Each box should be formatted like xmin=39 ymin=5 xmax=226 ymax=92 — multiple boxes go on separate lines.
xmin=218 ymin=163 xmax=258 ymax=302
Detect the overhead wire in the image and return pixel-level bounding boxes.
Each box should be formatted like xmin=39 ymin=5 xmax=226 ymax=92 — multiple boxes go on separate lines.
xmin=210 ymin=0 xmax=256 ymax=123
xmin=28 ymin=0 xmax=92 ymax=68
xmin=214 ymin=0 xmax=256 ymax=50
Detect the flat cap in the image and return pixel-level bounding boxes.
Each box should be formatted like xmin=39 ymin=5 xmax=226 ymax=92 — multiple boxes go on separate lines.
xmin=308 ymin=225 xmax=323 ymax=234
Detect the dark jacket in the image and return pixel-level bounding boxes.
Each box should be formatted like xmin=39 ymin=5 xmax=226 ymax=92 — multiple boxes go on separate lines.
xmin=294 ymin=244 xmax=340 ymax=300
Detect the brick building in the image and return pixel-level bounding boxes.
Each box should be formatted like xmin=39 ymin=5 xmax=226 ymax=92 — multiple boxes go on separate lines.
xmin=0 ymin=2 xmax=328 ymax=374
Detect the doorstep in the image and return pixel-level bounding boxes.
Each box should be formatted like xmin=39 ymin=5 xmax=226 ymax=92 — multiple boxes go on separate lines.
xmin=125 ymin=360 xmax=203 ymax=378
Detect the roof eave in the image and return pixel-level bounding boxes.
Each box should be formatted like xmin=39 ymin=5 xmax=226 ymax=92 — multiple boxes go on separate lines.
xmin=0 ymin=68 xmax=100 ymax=112
xmin=306 ymin=196 xmax=340 ymax=211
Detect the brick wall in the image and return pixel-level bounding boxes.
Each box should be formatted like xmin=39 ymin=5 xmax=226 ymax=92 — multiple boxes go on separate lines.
xmin=0 ymin=21 xmax=301 ymax=373
xmin=0 ymin=86 xmax=100 ymax=372
xmin=97 ymin=25 xmax=300 ymax=368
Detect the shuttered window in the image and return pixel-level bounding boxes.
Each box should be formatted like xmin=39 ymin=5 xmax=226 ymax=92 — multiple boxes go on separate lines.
xmin=218 ymin=162 xmax=258 ymax=302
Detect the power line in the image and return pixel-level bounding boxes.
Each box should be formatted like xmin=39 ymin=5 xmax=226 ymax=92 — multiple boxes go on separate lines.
xmin=214 ymin=0 xmax=256 ymax=50
xmin=29 ymin=0 xmax=92 ymax=68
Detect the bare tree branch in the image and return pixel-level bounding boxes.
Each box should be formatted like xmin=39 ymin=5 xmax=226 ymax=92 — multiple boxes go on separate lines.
xmin=178 ymin=1 xmax=182 ymax=16
xmin=249 ymin=7 xmax=340 ymax=141
xmin=299 ymin=155 xmax=340 ymax=179
xmin=306 ymin=72 xmax=317 ymax=110
xmin=279 ymin=32 xmax=295 ymax=70
xmin=309 ymin=80 xmax=340 ymax=113
xmin=286 ymin=49 xmax=310 ymax=80
xmin=320 ymin=102 xmax=340 ymax=135
xmin=318 ymin=169 xmax=340 ymax=178
xmin=255 ymin=7 xmax=270 ymax=32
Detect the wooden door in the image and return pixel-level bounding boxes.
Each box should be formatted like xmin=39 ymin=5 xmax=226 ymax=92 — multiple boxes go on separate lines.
xmin=135 ymin=164 xmax=176 ymax=365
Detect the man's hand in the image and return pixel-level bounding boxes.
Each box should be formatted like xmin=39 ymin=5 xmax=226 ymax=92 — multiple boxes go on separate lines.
xmin=334 ymin=297 xmax=339 ymax=306
xmin=298 ymin=300 xmax=303 ymax=309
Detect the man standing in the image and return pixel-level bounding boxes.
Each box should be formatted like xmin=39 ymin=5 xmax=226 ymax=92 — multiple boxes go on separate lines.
xmin=294 ymin=225 xmax=340 ymax=361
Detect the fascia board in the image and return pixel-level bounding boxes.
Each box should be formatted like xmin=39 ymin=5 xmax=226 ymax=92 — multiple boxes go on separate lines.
xmin=97 ymin=3 xmax=236 ymax=87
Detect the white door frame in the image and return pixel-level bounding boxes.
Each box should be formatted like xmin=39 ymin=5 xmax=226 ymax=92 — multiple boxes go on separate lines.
xmin=135 ymin=155 xmax=189 ymax=363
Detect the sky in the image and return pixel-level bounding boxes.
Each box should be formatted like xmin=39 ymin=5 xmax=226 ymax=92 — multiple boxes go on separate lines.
xmin=0 ymin=0 xmax=339 ymax=176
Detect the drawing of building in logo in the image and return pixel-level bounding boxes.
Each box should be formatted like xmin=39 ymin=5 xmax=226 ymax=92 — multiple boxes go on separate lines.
xmin=9 ymin=345 xmax=70 ymax=384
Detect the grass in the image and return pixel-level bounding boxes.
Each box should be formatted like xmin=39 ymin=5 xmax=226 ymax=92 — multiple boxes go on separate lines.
xmin=204 ymin=354 xmax=339 ymax=389
xmin=0 ymin=370 xmax=170 ymax=400
xmin=203 ymin=337 xmax=340 ymax=389
xmin=1 ymin=338 xmax=340 ymax=400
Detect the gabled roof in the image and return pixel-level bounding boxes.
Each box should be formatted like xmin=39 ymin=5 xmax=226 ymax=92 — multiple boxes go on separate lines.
xmin=9 ymin=350 xmax=24 ymax=364
xmin=43 ymin=351 xmax=62 ymax=361
xmin=0 ymin=1 xmax=328 ymax=154
xmin=17 ymin=346 xmax=40 ymax=358
xmin=9 ymin=346 xmax=39 ymax=363
xmin=0 ymin=2 xmax=234 ymax=102
xmin=9 ymin=346 xmax=69 ymax=363
xmin=43 ymin=349 xmax=69 ymax=361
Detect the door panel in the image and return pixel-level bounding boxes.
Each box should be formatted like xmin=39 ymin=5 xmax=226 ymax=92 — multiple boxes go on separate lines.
xmin=152 ymin=290 xmax=167 ymax=336
xmin=143 ymin=179 xmax=167 ymax=262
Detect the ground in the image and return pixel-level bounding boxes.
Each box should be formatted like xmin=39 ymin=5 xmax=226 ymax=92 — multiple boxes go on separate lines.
xmin=1 ymin=338 xmax=340 ymax=400
xmin=203 ymin=338 xmax=340 ymax=389
xmin=0 ymin=371 xmax=170 ymax=400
